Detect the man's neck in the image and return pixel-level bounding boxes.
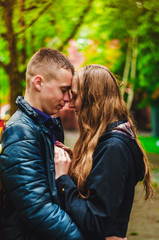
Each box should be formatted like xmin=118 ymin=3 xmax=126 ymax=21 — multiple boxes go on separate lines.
xmin=24 ymin=91 xmax=41 ymax=111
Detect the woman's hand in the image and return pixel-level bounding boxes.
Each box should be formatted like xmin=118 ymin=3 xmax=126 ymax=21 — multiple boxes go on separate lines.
xmin=54 ymin=146 xmax=71 ymax=180
xmin=106 ymin=237 xmax=127 ymax=240
xmin=56 ymin=141 xmax=73 ymax=158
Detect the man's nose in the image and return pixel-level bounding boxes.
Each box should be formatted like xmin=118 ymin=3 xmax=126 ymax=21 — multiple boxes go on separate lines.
xmin=63 ymin=91 xmax=70 ymax=102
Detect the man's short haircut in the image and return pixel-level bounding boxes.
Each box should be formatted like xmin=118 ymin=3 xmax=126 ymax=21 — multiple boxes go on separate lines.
xmin=26 ymin=47 xmax=74 ymax=85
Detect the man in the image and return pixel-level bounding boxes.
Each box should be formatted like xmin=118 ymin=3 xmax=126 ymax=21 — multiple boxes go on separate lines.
xmin=0 ymin=48 xmax=84 ymax=240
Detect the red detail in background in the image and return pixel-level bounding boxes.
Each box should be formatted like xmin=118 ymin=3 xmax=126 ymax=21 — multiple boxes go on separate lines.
xmin=0 ymin=120 xmax=4 ymax=127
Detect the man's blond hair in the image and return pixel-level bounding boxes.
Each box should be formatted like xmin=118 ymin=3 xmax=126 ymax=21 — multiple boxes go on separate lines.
xmin=26 ymin=48 xmax=74 ymax=87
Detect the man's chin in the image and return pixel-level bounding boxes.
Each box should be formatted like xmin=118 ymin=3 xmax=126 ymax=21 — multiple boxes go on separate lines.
xmin=51 ymin=109 xmax=60 ymax=117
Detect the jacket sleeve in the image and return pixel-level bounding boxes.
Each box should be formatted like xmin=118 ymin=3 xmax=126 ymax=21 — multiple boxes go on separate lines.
xmin=0 ymin=123 xmax=84 ymax=240
xmin=56 ymin=140 xmax=130 ymax=239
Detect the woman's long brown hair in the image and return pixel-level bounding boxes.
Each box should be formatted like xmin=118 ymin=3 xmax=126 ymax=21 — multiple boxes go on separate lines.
xmin=69 ymin=64 xmax=153 ymax=200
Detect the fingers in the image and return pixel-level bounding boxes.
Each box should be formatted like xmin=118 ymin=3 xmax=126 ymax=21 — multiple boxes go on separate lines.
xmin=106 ymin=237 xmax=127 ymax=240
xmin=54 ymin=146 xmax=72 ymax=169
xmin=54 ymin=146 xmax=71 ymax=179
xmin=63 ymin=148 xmax=71 ymax=160
xmin=56 ymin=141 xmax=70 ymax=151
xmin=54 ymin=146 xmax=70 ymax=162
xmin=56 ymin=141 xmax=73 ymax=158
xmin=56 ymin=141 xmax=65 ymax=148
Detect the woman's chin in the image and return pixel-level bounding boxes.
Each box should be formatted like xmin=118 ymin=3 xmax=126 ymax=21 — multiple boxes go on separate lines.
xmin=75 ymin=111 xmax=79 ymax=116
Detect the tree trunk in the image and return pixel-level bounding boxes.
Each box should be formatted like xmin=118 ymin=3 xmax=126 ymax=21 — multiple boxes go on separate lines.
xmin=18 ymin=0 xmax=27 ymax=65
xmin=121 ymin=38 xmax=132 ymax=96
xmin=127 ymin=36 xmax=138 ymax=110
xmin=3 ymin=0 xmax=22 ymax=115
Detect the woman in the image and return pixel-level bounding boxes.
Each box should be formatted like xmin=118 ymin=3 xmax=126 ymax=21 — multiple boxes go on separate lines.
xmin=54 ymin=64 xmax=153 ymax=240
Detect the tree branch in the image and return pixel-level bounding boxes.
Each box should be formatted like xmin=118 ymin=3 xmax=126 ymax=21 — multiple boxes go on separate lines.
xmin=1 ymin=33 xmax=7 ymax=39
xmin=0 ymin=0 xmax=5 ymax=7
xmin=121 ymin=38 xmax=132 ymax=96
xmin=58 ymin=0 xmax=94 ymax=51
xmin=15 ymin=2 xmax=52 ymax=36
xmin=0 ymin=60 xmax=9 ymax=72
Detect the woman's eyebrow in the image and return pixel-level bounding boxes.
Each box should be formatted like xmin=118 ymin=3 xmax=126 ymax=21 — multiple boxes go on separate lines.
xmin=71 ymin=90 xmax=77 ymax=95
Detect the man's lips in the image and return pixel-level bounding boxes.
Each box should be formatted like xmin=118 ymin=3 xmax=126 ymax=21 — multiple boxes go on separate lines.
xmin=58 ymin=104 xmax=65 ymax=109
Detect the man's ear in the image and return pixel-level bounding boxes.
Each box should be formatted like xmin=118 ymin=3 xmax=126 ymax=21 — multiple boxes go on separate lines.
xmin=32 ymin=75 xmax=43 ymax=91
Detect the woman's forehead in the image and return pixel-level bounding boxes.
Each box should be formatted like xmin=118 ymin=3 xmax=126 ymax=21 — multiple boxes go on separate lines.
xmin=71 ymin=77 xmax=78 ymax=92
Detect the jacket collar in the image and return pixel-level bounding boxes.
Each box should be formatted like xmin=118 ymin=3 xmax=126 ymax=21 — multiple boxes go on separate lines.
xmin=16 ymin=96 xmax=39 ymax=120
xmin=16 ymin=96 xmax=62 ymax=131
xmin=106 ymin=119 xmax=127 ymax=132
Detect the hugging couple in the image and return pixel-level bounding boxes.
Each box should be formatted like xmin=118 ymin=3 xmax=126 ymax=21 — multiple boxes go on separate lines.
xmin=0 ymin=47 xmax=152 ymax=240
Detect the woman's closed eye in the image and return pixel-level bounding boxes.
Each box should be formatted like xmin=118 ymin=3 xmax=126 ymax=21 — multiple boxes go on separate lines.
xmin=71 ymin=91 xmax=77 ymax=100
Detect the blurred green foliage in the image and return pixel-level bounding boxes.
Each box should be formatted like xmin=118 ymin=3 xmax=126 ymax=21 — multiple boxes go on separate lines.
xmin=139 ymin=135 xmax=159 ymax=154
xmin=0 ymin=0 xmax=159 ymax=111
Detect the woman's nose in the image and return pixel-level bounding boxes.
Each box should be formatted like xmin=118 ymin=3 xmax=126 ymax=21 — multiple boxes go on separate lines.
xmin=68 ymin=99 xmax=75 ymax=108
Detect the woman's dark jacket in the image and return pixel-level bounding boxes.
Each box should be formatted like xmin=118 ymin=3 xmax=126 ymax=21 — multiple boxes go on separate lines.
xmin=0 ymin=96 xmax=84 ymax=240
xmin=56 ymin=126 xmax=145 ymax=239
